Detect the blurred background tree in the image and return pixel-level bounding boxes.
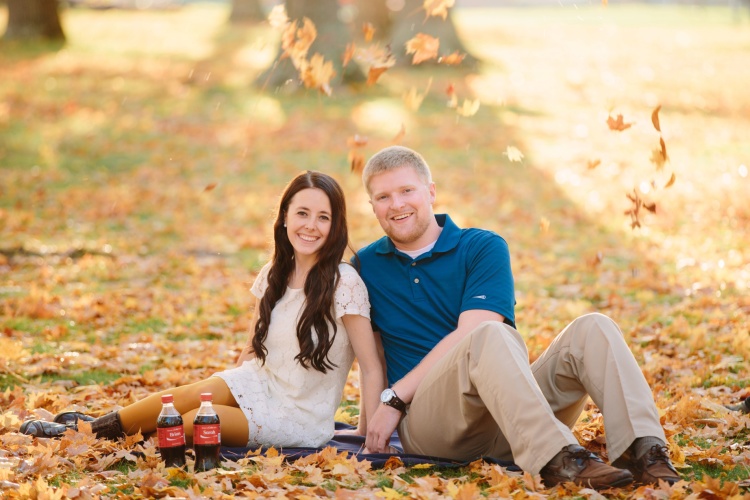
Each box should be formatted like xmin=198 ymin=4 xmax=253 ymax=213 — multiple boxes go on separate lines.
xmin=229 ymin=0 xmax=265 ymax=23
xmin=2 ymin=0 xmax=65 ymax=41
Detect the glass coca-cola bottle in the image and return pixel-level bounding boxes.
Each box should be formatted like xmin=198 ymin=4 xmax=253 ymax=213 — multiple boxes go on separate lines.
xmin=156 ymin=394 xmax=186 ymax=468
xmin=193 ymin=392 xmax=221 ymax=472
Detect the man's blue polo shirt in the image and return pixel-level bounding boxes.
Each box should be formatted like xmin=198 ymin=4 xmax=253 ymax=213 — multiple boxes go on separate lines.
xmin=356 ymin=214 xmax=516 ymax=385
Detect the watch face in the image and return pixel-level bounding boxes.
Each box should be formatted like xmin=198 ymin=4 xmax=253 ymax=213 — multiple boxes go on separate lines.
xmin=380 ymin=388 xmax=394 ymax=403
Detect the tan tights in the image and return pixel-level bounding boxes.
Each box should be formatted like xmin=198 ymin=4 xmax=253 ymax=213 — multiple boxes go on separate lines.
xmin=117 ymin=377 xmax=250 ymax=447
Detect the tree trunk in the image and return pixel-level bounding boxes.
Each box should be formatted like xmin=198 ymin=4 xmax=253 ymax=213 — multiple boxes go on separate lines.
xmin=355 ymin=0 xmax=391 ymax=40
xmin=3 ymin=0 xmax=65 ymax=41
xmin=229 ymin=0 xmax=265 ymax=24
xmin=257 ymin=0 xmax=365 ymax=91
xmin=389 ymin=0 xmax=477 ymax=68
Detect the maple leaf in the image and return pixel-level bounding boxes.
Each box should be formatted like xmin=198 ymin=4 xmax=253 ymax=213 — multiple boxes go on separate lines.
xmin=652 ymin=104 xmax=662 ymax=132
xmin=456 ymin=98 xmax=480 ymax=117
xmin=438 ymin=51 xmax=466 ymax=65
xmin=586 ymin=159 xmax=601 ymax=170
xmin=403 ymin=87 xmax=426 ymax=111
xmin=267 ymin=5 xmax=289 ymax=29
xmin=403 ymin=78 xmax=431 ymax=111
xmin=423 ymin=0 xmax=455 ymax=20
xmin=342 ymin=43 xmax=355 ymax=67
xmin=281 ymin=18 xmax=317 ymax=69
xmin=367 ymin=66 xmax=389 ymax=86
xmin=362 ymin=22 xmax=376 ymax=42
xmin=300 ymin=54 xmax=336 ymax=96
xmin=650 ymin=140 xmax=669 ymax=171
xmin=376 ymin=486 xmax=406 ymax=499
xmin=405 ymin=34 xmax=439 ymax=65
xmin=503 ymin=146 xmax=524 ymax=163
xmin=606 ymin=113 xmax=633 ymax=131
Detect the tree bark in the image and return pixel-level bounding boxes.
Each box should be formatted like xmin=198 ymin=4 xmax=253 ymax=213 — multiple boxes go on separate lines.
xmin=388 ymin=0 xmax=477 ymax=68
xmin=257 ymin=0 xmax=364 ymax=91
xmin=229 ymin=0 xmax=265 ymax=24
xmin=355 ymin=0 xmax=391 ymax=40
xmin=3 ymin=0 xmax=66 ymax=41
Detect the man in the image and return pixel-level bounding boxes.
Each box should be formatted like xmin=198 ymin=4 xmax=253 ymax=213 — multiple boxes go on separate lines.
xmin=356 ymin=146 xmax=680 ymax=489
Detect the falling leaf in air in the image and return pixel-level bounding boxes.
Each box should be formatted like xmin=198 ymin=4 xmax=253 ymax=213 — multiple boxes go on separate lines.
xmin=268 ymin=4 xmax=289 ymax=29
xmin=403 ymin=78 xmax=432 ymax=111
xmin=650 ymin=139 xmax=668 ymax=171
xmin=347 ymin=135 xmax=369 ymax=148
xmin=203 ymin=183 xmax=217 ymax=192
xmin=456 ymin=99 xmax=480 ymax=117
xmin=446 ymin=83 xmax=458 ymax=108
xmin=392 ymin=123 xmax=406 ymax=143
xmin=664 ymin=172 xmax=676 ymax=188
xmin=367 ymin=67 xmax=389 ymax=86
xmin=282 ymin=18 xmax=317 ymax=69
xmin=405 ymin=34 xmax=440 ymax=65
xmin=652 ymin=104 xmax=662 ymax=132
xmin=606 ymin=113 xmax=633 ymax=131
xmin=300 ymin=53 xmax=336 ymax=96
xmin=540 ymin=217 xmax=550 ymax=233
xmin=362 ymin=22 xmax=376 ymax=42
xmin=504 ymin=146 xmax=524 ymax=163
xmin=438 ymin=51 xmax=466 ymax=66
xmin=342 ymin=43 xmax=356 ymax=67
xmin=349 ymin=152 xmax=365 ymax=174
xmin=423 ymin=0 xmax=455 ymax=20
xmin=587 ymin=159 xmax=601 ymax=170
xmin=348 ymin=135 xmax=368 ymax=174
xmin=356 ymin=44 xmax=396 ymax=85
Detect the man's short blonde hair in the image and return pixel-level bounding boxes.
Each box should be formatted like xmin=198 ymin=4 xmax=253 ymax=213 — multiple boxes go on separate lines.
xmin=363 ymin=146 xmax=433 ymax=193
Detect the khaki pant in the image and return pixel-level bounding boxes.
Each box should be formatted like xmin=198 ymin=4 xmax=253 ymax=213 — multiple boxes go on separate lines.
xmin=397 ymin=313 xmax=665 ymax=475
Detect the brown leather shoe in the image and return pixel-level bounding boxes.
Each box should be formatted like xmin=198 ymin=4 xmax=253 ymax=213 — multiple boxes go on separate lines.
xmin=540 ymin=445 xmax=634 ymax=490
xmin=626 ymin=445 xmax=680 ymax=485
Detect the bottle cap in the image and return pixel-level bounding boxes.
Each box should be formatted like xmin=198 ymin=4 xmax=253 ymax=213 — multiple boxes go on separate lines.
xmin=200 ymin=393 xmax=213 ymax=402
xmin=161 ymin=394 xmax=174 ymax=404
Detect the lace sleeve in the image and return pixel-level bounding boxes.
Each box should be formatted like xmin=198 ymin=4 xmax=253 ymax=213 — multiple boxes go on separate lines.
xmin=250 ymin=262 xmax=272 ymax=299
xmin=334 ymin=264 xmax=370 ymax=320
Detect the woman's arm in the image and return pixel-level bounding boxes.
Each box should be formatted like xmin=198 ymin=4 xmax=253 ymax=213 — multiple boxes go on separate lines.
xmin=342 ymin=314 xmax=387 ymax=437
xmin=235 ymin=297 xmax=260 ymax=366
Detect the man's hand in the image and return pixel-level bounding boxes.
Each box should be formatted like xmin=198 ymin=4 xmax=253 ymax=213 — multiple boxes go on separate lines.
xmin=365 ymin=404 xmax=403 ymax=453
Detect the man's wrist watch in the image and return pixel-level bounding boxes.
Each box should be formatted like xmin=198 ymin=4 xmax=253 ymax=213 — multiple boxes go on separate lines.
xmin=380 ymin=388 xmax=407 ymax=413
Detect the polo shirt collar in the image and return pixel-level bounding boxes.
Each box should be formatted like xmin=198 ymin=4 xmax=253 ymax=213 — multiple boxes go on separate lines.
xmin=375 ymin=214 xmax=461 ymax=256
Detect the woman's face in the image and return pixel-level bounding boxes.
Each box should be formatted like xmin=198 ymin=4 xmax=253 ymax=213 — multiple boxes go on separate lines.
xmin=284 ymin=187 xmax=332 ymax=263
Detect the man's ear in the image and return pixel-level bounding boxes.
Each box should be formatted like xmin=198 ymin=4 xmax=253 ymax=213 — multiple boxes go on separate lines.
xmin=428 ymin=182 xmax=436 ymax=203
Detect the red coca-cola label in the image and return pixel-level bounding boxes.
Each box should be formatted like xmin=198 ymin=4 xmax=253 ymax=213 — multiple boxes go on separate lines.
xmin=157 ymin=425 xmax=186 ymax=448
xmin=193 ymin=424 xmax=221 ymax=445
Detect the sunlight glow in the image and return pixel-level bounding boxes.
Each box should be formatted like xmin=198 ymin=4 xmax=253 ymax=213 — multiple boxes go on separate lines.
xmin=351 ymin=99 xmax=411 ymax=138
xmin=739 ymin=164 xmax=748 ymax=178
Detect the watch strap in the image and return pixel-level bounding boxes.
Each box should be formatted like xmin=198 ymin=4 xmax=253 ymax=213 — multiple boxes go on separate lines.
xmin=383 ymin=390 xmax=407 ymax=413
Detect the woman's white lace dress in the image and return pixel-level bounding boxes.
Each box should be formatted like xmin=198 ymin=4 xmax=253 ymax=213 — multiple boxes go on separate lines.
xmin=213 ymin=262 xmax=370 ymax=448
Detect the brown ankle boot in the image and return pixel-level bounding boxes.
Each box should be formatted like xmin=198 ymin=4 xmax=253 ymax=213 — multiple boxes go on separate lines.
xmin=91 ymin=412 xmax=125 ymax=440
xmin=540 ymin=445 xmax=634 ymax=490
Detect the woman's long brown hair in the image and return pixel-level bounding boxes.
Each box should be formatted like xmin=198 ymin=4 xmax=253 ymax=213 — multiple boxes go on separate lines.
xmin=252 ymin=171 xmax=350 ymax=373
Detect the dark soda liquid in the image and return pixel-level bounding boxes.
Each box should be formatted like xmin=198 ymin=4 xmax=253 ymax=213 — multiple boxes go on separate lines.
xmin=193 ymin=413 xmax=220 ymax=472
xmin=157 ymin=414 xmax=186 ymax=468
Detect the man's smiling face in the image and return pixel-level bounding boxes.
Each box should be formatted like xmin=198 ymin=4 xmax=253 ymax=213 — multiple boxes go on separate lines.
xmin=368 ymin=166 xmax=437 ymax=250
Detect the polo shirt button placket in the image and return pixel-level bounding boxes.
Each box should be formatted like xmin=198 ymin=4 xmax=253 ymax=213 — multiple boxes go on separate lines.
xmin=414 ymin=278 xmax=419 ymax=284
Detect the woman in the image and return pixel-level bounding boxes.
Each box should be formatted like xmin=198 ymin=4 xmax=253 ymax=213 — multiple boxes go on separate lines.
xmin=21 ymin=171 xmax=385 ymax=449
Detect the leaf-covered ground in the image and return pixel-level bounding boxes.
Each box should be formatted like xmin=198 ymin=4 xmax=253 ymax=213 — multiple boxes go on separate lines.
xmin=1 ymin=3 xmax=750 ymax=498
